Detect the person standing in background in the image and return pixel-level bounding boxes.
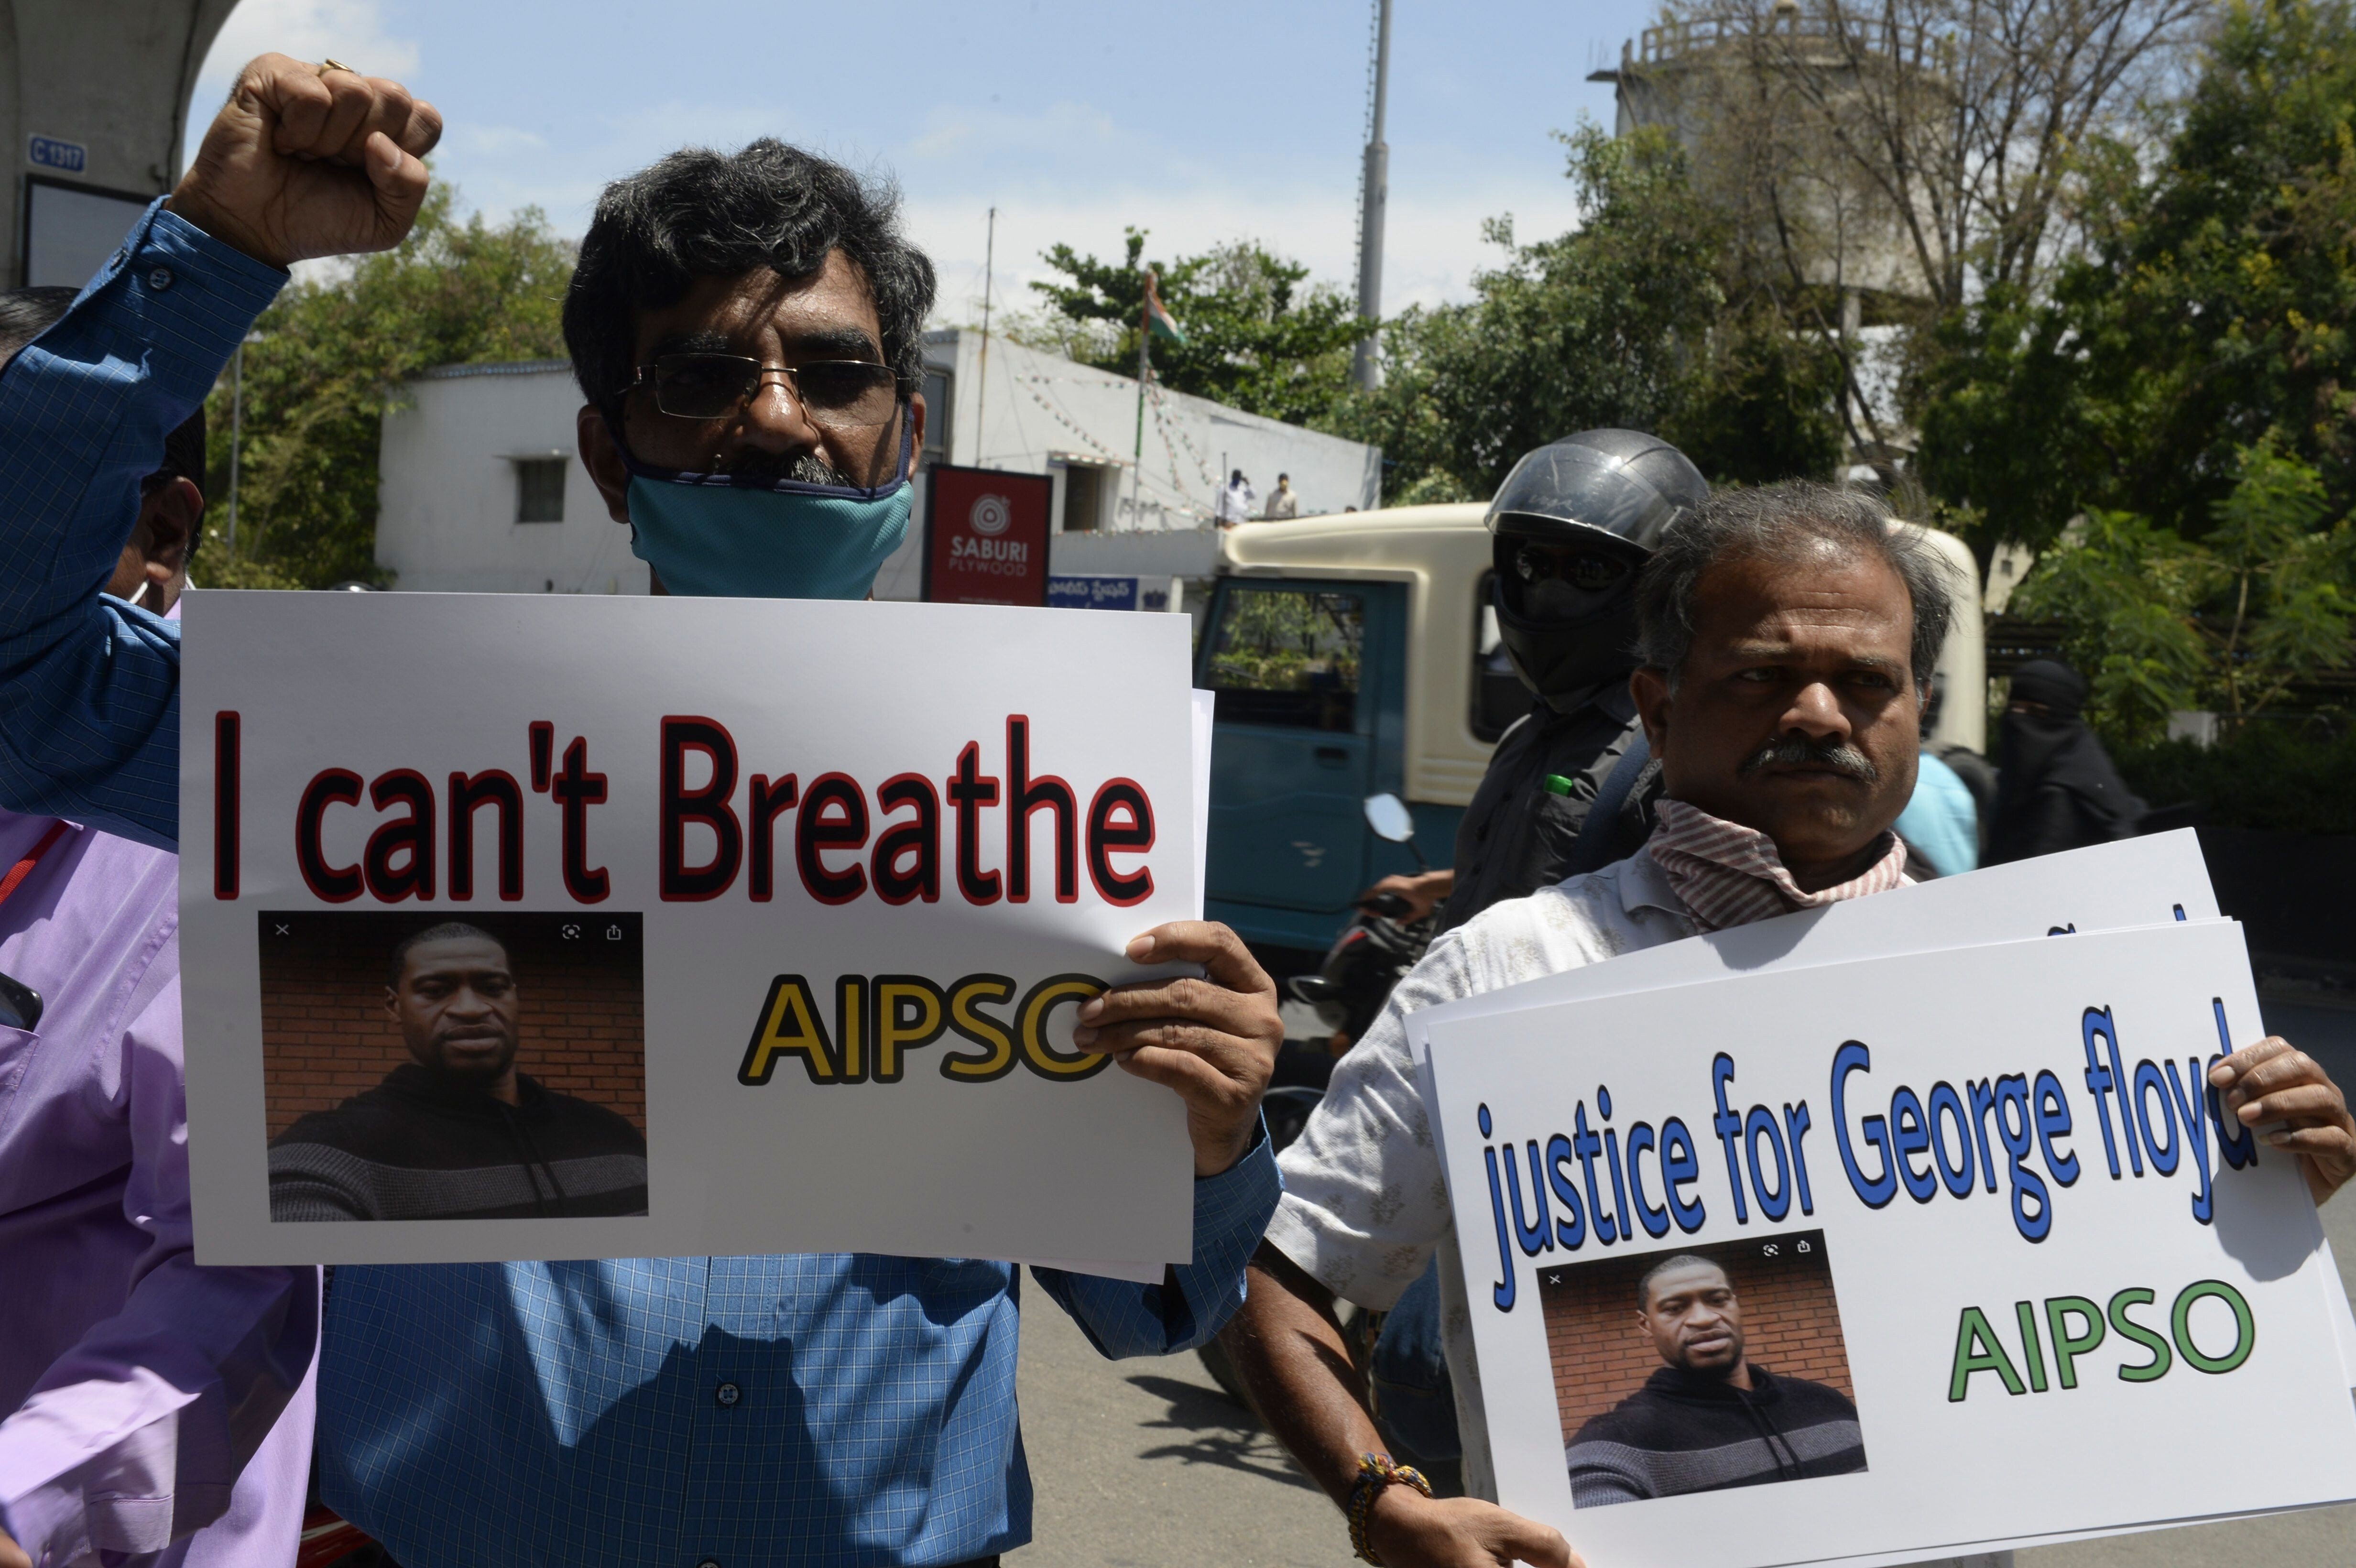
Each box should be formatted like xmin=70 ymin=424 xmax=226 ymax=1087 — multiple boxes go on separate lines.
xmin=1892 ymin=682 xmax=1979 ymax=880
xmin=1987 ymin=658 xmax=2147 ymax=863
xmin=1894 ymin=747 xmax=1979 ymax=877
xmin=1267 ymin=472 xmax=1300 ymax=518
xmin=1217 ymin=468 xmax=1257 ymax=527
xmin=0 ymin=282 xmax=319 ymax=1568
xmin=0 ymin=289 xmax=203 ymax=616
xmin=1363 ymin=431 xmax=1710 ymax=932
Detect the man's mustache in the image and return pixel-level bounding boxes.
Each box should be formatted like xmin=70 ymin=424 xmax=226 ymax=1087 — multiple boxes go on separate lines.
xmin=722 ymin=449 xmax=846 ymax=485
xmin=1738 ymin=733 xmax=1879 ymax=783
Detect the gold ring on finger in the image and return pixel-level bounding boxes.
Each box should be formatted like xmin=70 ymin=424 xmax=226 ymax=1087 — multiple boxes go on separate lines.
xmin=321 ymin=57 xmax=358 ymax=76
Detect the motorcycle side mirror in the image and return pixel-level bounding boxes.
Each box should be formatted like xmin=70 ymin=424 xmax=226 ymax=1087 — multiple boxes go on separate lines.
xmin=1363 ymin=793 xmax=1416 ymax=844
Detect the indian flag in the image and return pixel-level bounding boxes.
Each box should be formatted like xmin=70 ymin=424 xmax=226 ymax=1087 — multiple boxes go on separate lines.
xmin=1143 ymin=269 xmax=1188 ymax=345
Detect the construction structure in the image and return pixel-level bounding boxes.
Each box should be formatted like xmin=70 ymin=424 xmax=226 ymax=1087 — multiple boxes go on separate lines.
xmin=1 ymin=0 xmax=238 ymax=291
xmin=1588 ymin=2 xmax=1951 ymax=471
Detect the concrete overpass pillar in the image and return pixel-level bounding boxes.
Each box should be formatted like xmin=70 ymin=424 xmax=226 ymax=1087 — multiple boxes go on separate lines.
xmin=1 ymin=0 xmax=240 ymax=290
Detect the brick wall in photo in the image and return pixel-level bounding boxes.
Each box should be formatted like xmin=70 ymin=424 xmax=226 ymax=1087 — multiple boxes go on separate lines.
xmin=260 ymin=911 xmax=645 ymax=1141
xmin=1539 ymin=1232 xmax=1854 ymax=1441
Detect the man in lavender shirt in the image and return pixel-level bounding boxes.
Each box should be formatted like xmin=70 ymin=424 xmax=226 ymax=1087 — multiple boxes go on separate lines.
xmin=0 ymin=297 xmax=318 ymax=1566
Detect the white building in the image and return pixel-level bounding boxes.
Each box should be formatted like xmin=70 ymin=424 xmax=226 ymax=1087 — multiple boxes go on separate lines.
xmin=375 ymin=360 xmax=645 ymax=595
xmin=372 ymin=328 xmax=1381 ymax=596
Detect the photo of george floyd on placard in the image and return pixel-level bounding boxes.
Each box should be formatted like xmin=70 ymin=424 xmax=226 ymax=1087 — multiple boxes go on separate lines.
xmin=261 ymin=911 xmax=647 ymax=1223
xmin=1541 ymin=1231 xmax=1864 ymax=1510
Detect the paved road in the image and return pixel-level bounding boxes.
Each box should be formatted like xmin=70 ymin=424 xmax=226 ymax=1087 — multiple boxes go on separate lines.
xmin=1009 ymin=1293 xmax=1355 ymax=1568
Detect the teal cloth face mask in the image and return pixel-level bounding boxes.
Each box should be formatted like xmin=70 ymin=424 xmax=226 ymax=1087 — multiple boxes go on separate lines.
xmin=616 ymin=418 xmax=913 ymax=600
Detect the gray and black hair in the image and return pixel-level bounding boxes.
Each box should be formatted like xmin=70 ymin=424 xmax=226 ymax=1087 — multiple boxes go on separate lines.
xmin=388 ymin=921 xmax=508 ymax=988
xmin=562 ymin=140 xmax=938 ymax=411
xmin=1637 ymin=1252 xmax=1729 ymax=1310
xmin=1635 ymin=480 xmax=1955 ymax=689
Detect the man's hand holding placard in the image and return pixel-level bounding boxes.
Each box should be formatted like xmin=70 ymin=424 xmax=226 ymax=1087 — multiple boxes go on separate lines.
xmin=1362 ymin=1492 xmax=1580 ymax=1568
xmin=1075 ymin=923 xmax=1282 ymax=1177
xmin=2212 ymin=1036 xmax=2356 ymax=1205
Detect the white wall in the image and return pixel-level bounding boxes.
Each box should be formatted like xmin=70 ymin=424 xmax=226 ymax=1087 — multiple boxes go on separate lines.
xmin=928 ymin=327 xmax=1380 ymax=524
xmin=871 ymin=329 xmax=1381 ymax=601
xmin=379 ymin=332 xmax=1380 ymax=600
xmin=375 ymin=363 xmax=649 ymax=595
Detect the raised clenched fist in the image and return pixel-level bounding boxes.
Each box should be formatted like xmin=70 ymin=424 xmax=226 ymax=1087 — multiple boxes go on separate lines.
xmin=167 ymin=54 xmax=443 ymax=270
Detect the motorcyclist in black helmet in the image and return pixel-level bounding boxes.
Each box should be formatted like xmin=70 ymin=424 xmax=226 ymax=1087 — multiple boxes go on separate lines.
xmin=1365 ymin=429 xmax=1710 ymax=934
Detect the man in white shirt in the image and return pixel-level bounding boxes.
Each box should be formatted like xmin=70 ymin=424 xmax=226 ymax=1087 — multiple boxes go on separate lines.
xmin=1218 ymin=480 xmax=2356 ymax=1568
xmin=1217 ymin=468 xmax=1257 ymax=527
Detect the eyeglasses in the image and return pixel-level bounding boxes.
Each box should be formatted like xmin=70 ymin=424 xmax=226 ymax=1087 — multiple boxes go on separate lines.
xmin=1515 ymin=543 xmax=1630 ymax=592
xmin=616 ymin=353 xmax=907 ymax=429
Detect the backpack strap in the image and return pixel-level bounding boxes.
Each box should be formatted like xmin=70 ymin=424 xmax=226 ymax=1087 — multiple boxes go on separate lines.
xmin=1566 ymin=730 xmax=1651 ymax=879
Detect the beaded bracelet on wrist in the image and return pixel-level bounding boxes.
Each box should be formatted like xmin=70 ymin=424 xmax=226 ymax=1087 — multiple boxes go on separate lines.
xmin=1345 ymin=1451 xmax=1433 ymax=1565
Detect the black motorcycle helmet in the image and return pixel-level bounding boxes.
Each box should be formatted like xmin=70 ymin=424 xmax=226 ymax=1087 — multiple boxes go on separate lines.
xmin=1487 ymin=430 xmax=1709 ymax=703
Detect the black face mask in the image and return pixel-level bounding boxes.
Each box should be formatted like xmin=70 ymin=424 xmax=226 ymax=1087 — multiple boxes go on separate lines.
xmin=1491 ymin=536 xmax=1646 ymax=705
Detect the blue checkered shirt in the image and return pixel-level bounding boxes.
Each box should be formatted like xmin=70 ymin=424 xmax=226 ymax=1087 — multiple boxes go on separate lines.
xmin=0 ymin=200 xmax=272 ymax=851
xmin=0 ymin=205 xmax=1286 ymax=1566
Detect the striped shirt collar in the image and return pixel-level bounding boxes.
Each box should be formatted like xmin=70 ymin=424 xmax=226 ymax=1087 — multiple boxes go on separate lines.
xmin=1647 ymin=797 xmax=1908 ymax=933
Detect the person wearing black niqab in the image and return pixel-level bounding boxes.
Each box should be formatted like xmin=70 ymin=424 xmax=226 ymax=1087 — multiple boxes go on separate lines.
xmin=1988 ymin=659 xmax=2148 ymax=863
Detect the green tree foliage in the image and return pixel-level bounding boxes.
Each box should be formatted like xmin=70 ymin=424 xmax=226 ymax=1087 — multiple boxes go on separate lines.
xmin=203 ymin=184 xmax=574 ymax=587
xmin=1203 ymin=586 xmax=1363 ymax=693
xmin=1327 ymin=125 xmax=1843 ymax=500
xmin=1661 ymin=305 xmax=1848 ymax=487
xmin=2008 ymin=435 xmax=2355 ymax=740
xmin=1024 ymin=233 xmax=1367 ymax=426
xmin=1331 ymin=126 xmax=1713 ymax=496
xmin=1919 ymin=0 xmax=2356 ymax=553
xmin=2114 ymin=721 xmax=2356 ymax=834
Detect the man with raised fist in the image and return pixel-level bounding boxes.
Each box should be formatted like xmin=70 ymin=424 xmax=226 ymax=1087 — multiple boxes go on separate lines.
xmin=0 ymin=54 xmax=439 ymax=1568
xmin=0 ymin=54 xmax=1290 ymax=1568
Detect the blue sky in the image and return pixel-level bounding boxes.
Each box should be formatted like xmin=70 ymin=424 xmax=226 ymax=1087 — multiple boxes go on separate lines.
xmin=189 ymin=0 xmax=1662 ymax=324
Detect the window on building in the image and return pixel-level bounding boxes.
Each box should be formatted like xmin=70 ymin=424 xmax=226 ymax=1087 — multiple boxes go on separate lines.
xmin=1204 ymin=585 xmax=1363 ymax=732
xmin=1471 ymin=572 xmax=1527 ymax=741
xmin=1062 ymin=464 xmax=1108 ymax=533
xmin=515 ymin=458 xmax=566 ymax=523
xmin=922 ymin=370 xmax=952 ymax=464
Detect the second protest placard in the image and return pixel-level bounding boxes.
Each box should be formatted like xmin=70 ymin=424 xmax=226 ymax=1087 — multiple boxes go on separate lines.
xmin=1422 ymin=919 xmax=2356 ymax=1568
xmin=180 ymin=591 xmax=1199 ymax=1269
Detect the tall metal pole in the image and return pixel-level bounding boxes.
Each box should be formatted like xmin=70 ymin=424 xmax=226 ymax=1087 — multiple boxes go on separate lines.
xmin=1351 ymin=0 xmax=1394 ymax=391
xmin=1132 ymin=277 xmax=1151 ymax=528
xmin=974 ymin=207 xmax=995 ymax=466
xmin=227 ymin=338 xmax=243 ymax=561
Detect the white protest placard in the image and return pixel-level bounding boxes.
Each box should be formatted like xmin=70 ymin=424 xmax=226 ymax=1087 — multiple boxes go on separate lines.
xmin=1400 ymin=833 xmax=2356 ymax=1385
xmin=1405 ymin=830 xmax=2222 ymax=1069
xmin=1422 ymin=919 xmax=2356 ymax=1568
xmin=179 ymin=591 xmax=1200 ymax=1269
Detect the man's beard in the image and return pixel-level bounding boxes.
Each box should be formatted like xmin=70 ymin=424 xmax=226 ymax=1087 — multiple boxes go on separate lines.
xmin=1738 ymin=733 xmax=1880 ymax=783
